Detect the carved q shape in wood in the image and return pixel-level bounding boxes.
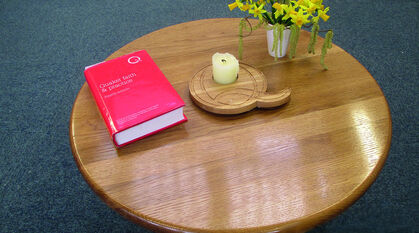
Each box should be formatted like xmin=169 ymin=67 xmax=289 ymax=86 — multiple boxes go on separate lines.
xmin=189 ymin=63 xmax=291 ymax=115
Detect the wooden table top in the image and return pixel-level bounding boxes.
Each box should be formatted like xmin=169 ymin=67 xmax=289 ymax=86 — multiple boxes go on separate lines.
xmin=70 ymin=18 xmax=392 ymax=233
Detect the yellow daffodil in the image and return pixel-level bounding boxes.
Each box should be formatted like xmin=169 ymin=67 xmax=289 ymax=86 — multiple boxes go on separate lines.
xmin=296 ymin=0 xmax=308 ymax=7
xmin=228 ymin=0 xmax=243 ymax=11
xmin=273 ymin=2 xmax=286 ymax=17
xmin=301 ymin=1 xmax=320 ymax=14
xmin=290 ymin=9 xmax=310 ymax=27
xmin=249 ymin=3 xmax=267 ymax=20
xmin=310 ymin=0 xmax=322 ymax=4
xmin=282 ymin=4 xmax=298 ymax=21
xmin=312 ymin=6 xmax=330 ymax=23
xmin=240 ymin=4 xmax=251 ymax=11
xmin=318 ymin=7 xmax=330 ymax=22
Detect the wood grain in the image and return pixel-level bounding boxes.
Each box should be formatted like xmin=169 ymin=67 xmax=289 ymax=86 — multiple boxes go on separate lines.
xmin=189 ymin=63 xmax=291 ymax=114
xmin=70 ymin=18 xmax=392 ymax=233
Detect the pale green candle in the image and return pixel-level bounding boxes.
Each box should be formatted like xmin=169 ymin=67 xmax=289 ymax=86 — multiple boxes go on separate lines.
xmin=212 ymin=53 xmax=239 ymax=85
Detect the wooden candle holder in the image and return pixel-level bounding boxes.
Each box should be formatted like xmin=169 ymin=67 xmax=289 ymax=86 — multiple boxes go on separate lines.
xmin=189 ymin=63 xmax=291 ymax=115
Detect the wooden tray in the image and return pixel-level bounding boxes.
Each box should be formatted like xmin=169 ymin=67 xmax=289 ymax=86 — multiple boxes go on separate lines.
xmin=189 ymin=63 xmax=291 ymax=114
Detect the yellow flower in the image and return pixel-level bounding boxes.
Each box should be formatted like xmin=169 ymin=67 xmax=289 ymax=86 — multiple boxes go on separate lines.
xmin=228 ymin=0 xmax=243 ymax=11
xmin=319 ymin=7 xmax=330 ymax=22
xmin=249 ymin=3 xmax=267 ymax=20
xmin=296 ymin=0 xmax=308 ymax=7
xmin=312 ymin=6 xmax=330 ymax=23
xmin=302 ymin=1 xmax=320 ymax=14
xmin=240 ymin=4 xmax=251 ymax=11
xmin=282 ymin=4 xmax=298 ymax=21
xmin=290 ymin=9 xmax=310 ymax=27
xmin=272 ymin=2 xmax=286 ymax=16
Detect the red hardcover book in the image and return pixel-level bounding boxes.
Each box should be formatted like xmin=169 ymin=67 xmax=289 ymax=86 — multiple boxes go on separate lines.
xmin=84 ymin=50 xmax=187 ymax=147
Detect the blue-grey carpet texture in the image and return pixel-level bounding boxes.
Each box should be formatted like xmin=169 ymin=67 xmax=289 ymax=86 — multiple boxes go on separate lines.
xmin=1 ymin=0 xmax=418 ymax=232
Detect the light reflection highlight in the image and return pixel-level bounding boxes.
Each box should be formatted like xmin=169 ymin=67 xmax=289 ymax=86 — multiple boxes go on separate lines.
xmin=351 ymin=108 xmax=380 ymax=168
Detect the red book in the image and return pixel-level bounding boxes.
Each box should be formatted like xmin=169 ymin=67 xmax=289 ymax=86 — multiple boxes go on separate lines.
xmin=84 ymin=50 xmax=187 ymax=147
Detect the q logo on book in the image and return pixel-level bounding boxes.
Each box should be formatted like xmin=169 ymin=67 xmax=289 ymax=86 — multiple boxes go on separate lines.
xmin=128 ymin=56 xmax=141 ymax=64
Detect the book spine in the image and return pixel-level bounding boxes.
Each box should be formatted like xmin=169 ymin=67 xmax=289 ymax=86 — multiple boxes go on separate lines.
xmin=84 ymin=69 xmax=117 ymax=137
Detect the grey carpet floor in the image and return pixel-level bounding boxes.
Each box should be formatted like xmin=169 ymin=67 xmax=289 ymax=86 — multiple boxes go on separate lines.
xmin=1 ymin=0 xmax=417 ymax=232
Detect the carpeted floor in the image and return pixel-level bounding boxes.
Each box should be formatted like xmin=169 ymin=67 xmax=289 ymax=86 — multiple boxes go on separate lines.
xmin=0 ymin=1 xmax=418 ymax=232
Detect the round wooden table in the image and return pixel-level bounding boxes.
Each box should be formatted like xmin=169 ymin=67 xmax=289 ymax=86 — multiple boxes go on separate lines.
xmin=70 ymin=18 xmax=392 ymax=233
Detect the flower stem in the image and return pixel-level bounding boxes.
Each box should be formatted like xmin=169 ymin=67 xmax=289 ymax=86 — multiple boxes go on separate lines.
xmin=308 ymin=23 xmax=319 ymax=54
xmin=320 ymin=30 xmax=334 ymax=70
